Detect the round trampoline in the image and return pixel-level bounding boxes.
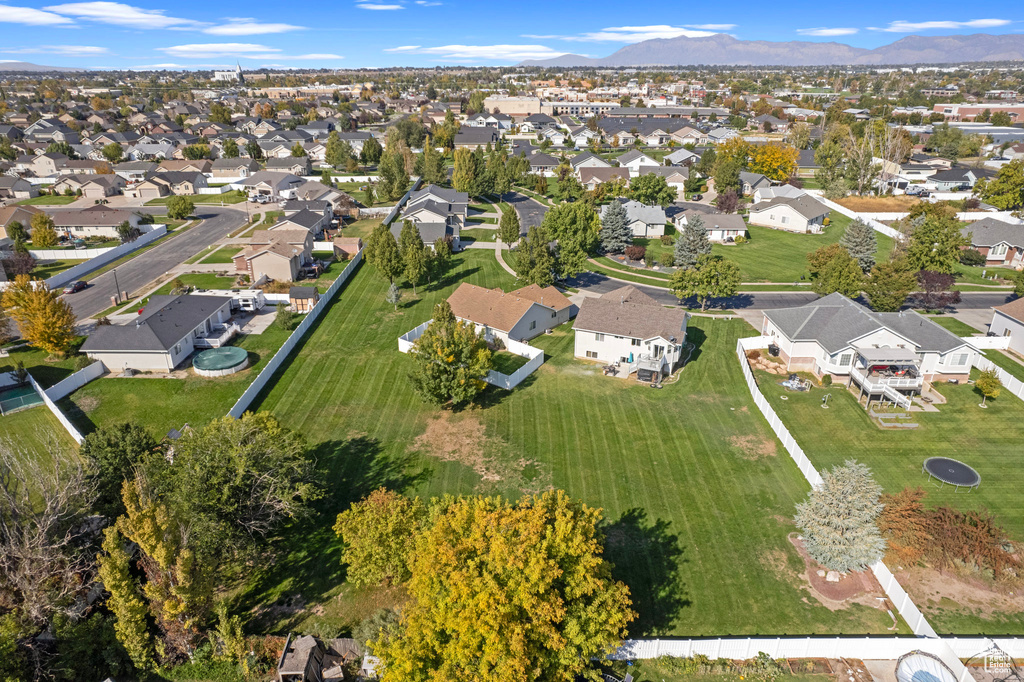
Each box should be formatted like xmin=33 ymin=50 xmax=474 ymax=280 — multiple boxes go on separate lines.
xmin=896 ymin=652 xmax=957 ymax=682
xmin=923 ymin=457 xmax=980 ymax=493
xmin=193 ymin=347 xmax=249 ymax=377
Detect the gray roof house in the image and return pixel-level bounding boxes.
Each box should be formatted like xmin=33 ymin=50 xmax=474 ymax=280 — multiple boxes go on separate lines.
xmin=81 ymin=294 xmax=234 ymax=372
xmin=928 ymin=167 xmax=994 ymax=191
xmin=961 ymin=217 xmax=1024 ymax=267
xmin=761 ymin=293 xmax=979 ymax=402
xmin=601 ymin=199 xmax=667 ymax=238
xmin=747 ymin=194 xmax=830 ymax=234
xmin=739 ymin=171 xmax=772 ymax=195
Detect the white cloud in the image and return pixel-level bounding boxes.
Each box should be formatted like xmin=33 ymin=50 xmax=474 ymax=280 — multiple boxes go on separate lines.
xmin=44 ymin=1 xmax=203 ymax=29
xmin=158 ymin=42 xmax=280 ymax=58
xmin=384 ymin=44 xmax=569 ymax=61
xmin=1 ymin=44 xmax=110 ymax=55
xmin=522 ymin=25 xmax=721 ymax=42
xmin=0 ymin=4 xmax=75 ymax=25
xmin=357 ymin=3 xmax=403 ymax=8
xmin=414 ymin=1 xmax=441 ymax=5
xmin=204 ymin=19 xmax=304 ymax=35
xmin=870 ymin=19 xmax=1011 ymax=32
xmin=686 ymin=24 xmax=735 ymax=30
xmin=796 ymin=27 xmax=859 ymax=36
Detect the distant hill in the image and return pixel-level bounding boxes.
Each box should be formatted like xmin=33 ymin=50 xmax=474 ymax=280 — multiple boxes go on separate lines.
xmin=0 ymin=61 xmax=83 ymax=73
xmin=519 ymin=33 xmax=1024 ymax=67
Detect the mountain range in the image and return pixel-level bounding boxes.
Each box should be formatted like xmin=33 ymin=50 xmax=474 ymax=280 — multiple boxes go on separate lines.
xmin=519 ymin=33 xmax=1024 ymax=67
xmin=0 ymin=61 xmax=82 ymax=72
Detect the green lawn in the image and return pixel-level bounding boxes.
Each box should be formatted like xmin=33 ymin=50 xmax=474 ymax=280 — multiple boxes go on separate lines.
xmin=0 ymin=342 xmax=86 ymax=389
xmin=228 ymin=249 xmax=899 ymax=639
xmin=981 ymin=350 xmax=1024 ymax=383
xmin=953 ymin=263 xmax=1016 ymax=286
xmin=31 ymin=259 xmax=80 ymax=279
xmin=491 ymin=349 xmax=530 ymax=375
xmin=61 ymin=316 xmax=291 ymax=438
xmin=925 ymin=316 xmax=979 ymax=337
xmin=0 ymin=405 xmax=77 ymax=459
xmin=18 ymin=195 xmax=78 ymax=205
xmin=756 ymin=368 xmax=1024 ymax=634
xmin=145 ymin=190 xmax=247 ymax=206
xmin=335 ymin=182 xmax=392 ymax=207
xmin=204 ymin=247 xmax=242 ymax=264
xmin=467 ymin=216 xmax=497 ymax=224
xmin=152 ymin=273 xmax=239 ymax=295
xmin=339 ymin=218 xmax=379 ymax=240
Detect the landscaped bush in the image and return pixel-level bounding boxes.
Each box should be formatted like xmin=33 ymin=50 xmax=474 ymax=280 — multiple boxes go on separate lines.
xmin=963 ymin=197 xmax=981 ymax=210
xmin=820 ymin=374 xmax=832 ymax=387
xmin=959 ymin=248 xmax=986 ymax=266
xmin=658 ymin=253 xmax=675 ymax=267
xmin=624 ymin=245 xmax=646 ymax=262
xmin=644 ymin=249 xmax=655 ymax=267
xmin=660 ymin=235 xmax=674 ymax=245
xmin=747 ymin=349 xmax=761 ymax=361
xmin=822 ymin=216 xmax=830 ymax=227
xmin=734 ymin=234 xmax=747 ymax=244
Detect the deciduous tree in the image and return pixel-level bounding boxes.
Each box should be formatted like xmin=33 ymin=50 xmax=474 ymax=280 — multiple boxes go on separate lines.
xmin=98 ymin=527 xmax=155 ymax=672
xmin=221 ymin=138 xmax=239 ymax=158
xmin=669 ymin=253 xmax=740 ymax=311
xmin=498 ymin=205 xmax=521 ymax=245
xmin=749 ymin=143 xmax=798 ymax=182
xmin=514 ymin=226 xmax=555 ymax=287
xmin=407 ymin=300 xmax=492 ymax=408
xmin=166 ymin=195 xmax=195 ymax=220
xmin=794 ymin=460 xmax=885 ymax=573
xmin=540 ymin=201 xmax=599 ymax=278
xmin=101 ymin=142 xmax=123 ymax=163
xmin=30 ymin=212 xmax=58 ymax=248
xmin=975 ymin=159 xmax=1024 ymax=211
xmin=333 ymin=488 xmax=425 ymax=586
xmin=904 ymin=205 xmax=967 ymax=274
xmin=452 ymin=148 xmax=478 ymax=195
xmin=366 ymin=223 xmax=402 ymax=283
xmin=864 ymin=259 xmax=917 ymax=312
xmin=2 ymin=274 xmax=77 ymax=355
xmin=975 ymin=368 xmax=1002 ymax=407
xmin=915 ymin=270 xmax=961 ymax=310
xmin=810 ymin=247 xmax=863 ymax=298
xmin=80 ymin=421 xmax=157 ymax=518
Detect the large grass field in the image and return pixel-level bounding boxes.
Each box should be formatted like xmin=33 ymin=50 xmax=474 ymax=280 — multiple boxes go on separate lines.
xmin=755 ymin=368 xmax=1024 ymax=634
xmin=0 ymin=406 xmax=77 ymax=459
xmin=61 ymin=314 xmax=291 ymax=438
xmin=228 ymin=249 xmax=900 ymax=639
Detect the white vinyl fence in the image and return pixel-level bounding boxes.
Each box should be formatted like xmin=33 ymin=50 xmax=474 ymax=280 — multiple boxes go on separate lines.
xmin=398 ymin=319 xmax=432 ymax=353
xmin=43 ymin=226 xmax=167 ymax=290
xmin=197 ymin=185 xmax=232 ymax=195
xmin=963 ymin=335 xmax=1009 ymax=350
xmin=381 ymin=176 xmax=423 ymax=225
xmin=44 ymin=361 xmax=105 ymax=401
xmin=227 ymin=250 xmax=363 ymax=419
xmin=855 ymin=211 xmax=1022 ymax=224
xmin=732 ymin=338 xmax=970 ymax=678
xmin=27 ymin=374 xmax=84 ymax=444
xmin=32 ymin=247 xmax=116 ymax=260
xmin=484 ymin=338 xmax=544 ymax=390
xmin=972 ymin=355 xmax=1024 ymax=401
xmin=313 ymin=241 xmax=335 ymax=251
xmin=810 ymin=195 xmax=903 ymax=240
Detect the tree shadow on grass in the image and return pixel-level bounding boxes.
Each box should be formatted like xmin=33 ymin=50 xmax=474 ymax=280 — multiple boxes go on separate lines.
xmin=603 ymin=507 xmax=690 ymax=637
xmin=231 ymin=435 xmax=429 ymax=633
xmin=425 ymin=266 xmax=480 ymax=293
xmin=684 ymin=325 xmax=708 ymax=366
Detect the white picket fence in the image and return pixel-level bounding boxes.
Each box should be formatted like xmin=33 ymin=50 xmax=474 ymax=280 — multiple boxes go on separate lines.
xmin=43 ymin=226 xmax=167 ymax=290
xmin=43 ymin=361 xmax=104 ymax=401
xmin=227 ymin=250 xmax=363 ymax=419
xmin=27 ymin=373 xmax=84 ymax=444
xmin=484 ymin=338 xmax=544 ymax=390
xmin=732 ymin=338 xmax=972 ymax=679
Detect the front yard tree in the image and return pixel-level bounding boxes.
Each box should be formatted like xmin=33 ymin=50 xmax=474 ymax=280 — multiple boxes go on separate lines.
xmin=166 ymin=195 xmax=195 ymax=220
xmin=713 ymin=157 xmax=743 ymax=194
xmin=811 ymin=248 xmax=863 ymax=298
xmin=598 ymin=199 xmax=631 ymax=254
xmin=221 ymin=138 xmax=239 ymax=158
xmin=498 ymin=206 xmax=521 ymax=245
xmin=864 ymin=260 xmax=917 ymax=312
xmin=716 ymin=189 xmax=739 ymax=214
xmin=30 ymin=213 xmax=59 ymax=248
xmin=674 ymin=213 xmax=711 ymax=268
xmin=333 ymin=488 xmax=425 ymax=586
xmin=408 ymin=300 xmax=492 ymax=408
xmin=101 ymin=142 xmax=123 ymax=163
xmin=976 ymin=368 xmax=1002 ymax=407
xmin=452 ymin=148 xmax=478 ymax=195
xmin=916 ymin=270 xmax=961 ymax=310
xmin=669 ymin=253 xmax=740 ymax=312
xmin=540 ymin=201 xmax=600 ymax=278
xmin=1014 ymin=269 xmax=1024 ymax=298
xmin=2 ymin=275 xmax=77 ymax=355
xmin=839 ymin=219 xmax=877 ymax=272
xmin=904 ymin=205 xmax=967 ymax=274
xmin=629 ymin=174 xmax=676 ymax=207
xmin=794 ymin=460 xmax=886 ymax=573
xmin=975 ymin=159 xmax=1024 ymax=211
xmin=366 ymin=223 xmax=403 ymax=283
xmin=375 ymin=490 xmax=635 ymax=682
xmin=514 ymin=226 xmax=556 ymax=287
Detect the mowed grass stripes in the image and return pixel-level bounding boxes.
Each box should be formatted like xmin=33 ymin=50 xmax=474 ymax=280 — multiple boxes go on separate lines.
xmin=242 ymin=250 xmax=899 ymax=637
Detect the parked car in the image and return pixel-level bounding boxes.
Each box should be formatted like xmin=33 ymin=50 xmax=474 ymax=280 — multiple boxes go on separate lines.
xmin=691 ymin=193 xmax=703 ymax=201
xmin=62 ymin=281 xmax=87 ymax=294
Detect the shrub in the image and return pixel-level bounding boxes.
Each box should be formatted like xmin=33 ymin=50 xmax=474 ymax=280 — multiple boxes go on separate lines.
xmin=963 ymin=197 xmax=981 ymax=210
xmin=275 ymin=308 xmax=299 ymax=331
xmin=660 ymin=235 xmax=674 ymax=245
xmin=72 ymin=354 xmax=92 ymax=370
xmin=624 ymin=245 xmax=646 ymax=262
xmin=658 ymin=253 xmax=675 ymax=267
xmin=734 ymin=234 xmax=747 ymax=244
xmin=959 ymin=248 xmax=986 ymax=266
xmin=747 ymin=349 xmax=762 ymax=361
xmin=700 ymin=184 xmax=708 ymax=192
xmin=644 ymin=249 xmax=655 ymax=267
xmin=822 ymin=216 xmax=830 ymax=227
xmin=820 ymin=374 xmax=832 ymax=387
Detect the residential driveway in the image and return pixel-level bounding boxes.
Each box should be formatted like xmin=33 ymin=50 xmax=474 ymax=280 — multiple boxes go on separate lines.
xmin=949 ymin=307 xmax=997 ymax=332
xmin=503 ymin=191 xmax=548 ymax=235
xmin=62 ymin=206 xmax=247 ymax=319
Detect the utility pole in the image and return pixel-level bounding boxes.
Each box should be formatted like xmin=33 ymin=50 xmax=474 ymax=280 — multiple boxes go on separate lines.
xmin=113 ymin=268 xmax=121 ymax=304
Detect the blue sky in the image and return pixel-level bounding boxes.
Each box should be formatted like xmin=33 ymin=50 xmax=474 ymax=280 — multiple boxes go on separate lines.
xmin=0 ymin=1 xmax=1019 ymax=70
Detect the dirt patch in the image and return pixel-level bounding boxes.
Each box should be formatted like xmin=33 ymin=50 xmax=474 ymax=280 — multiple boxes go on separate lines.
xmin=788 ymin=534 xmax=889 ymax=613
xmin=73 ymin=394 xmax=99 ymax=413
xmin=898 ymin=566 xmax=1024 ymax=619
xmin=728 ymin=434 xmax=777 ymax=460
xmin=835 ymin=195 xmax=921 ymax=212
xmin=413 ymin=413 xmax=550 ymax=493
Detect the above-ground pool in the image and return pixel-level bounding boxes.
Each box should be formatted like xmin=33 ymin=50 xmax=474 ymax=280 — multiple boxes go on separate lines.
xmin=193 ymin=346 xmax=249 ymax=377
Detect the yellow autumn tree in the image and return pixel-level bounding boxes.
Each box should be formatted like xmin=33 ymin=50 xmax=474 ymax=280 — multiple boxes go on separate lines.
xmin=30 ymin=213 xmax=58 ymax=248
xmin=749 ymin=143 xmax=799 ymax=182
xmin=715 ymin=136 xmax=752 ymax=169
xmin=375 ymin=490 xmax=635 ymax=682
xmin=98 ymin=527 xmax=156 ymax=671
xmin=1 ymin=274 xmax=77 ymax=356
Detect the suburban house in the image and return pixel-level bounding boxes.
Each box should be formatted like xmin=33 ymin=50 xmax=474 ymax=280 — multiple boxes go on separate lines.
xmin=795 ymin=148 xmax=820 ymax=178
xmin=633 ymin=166 xmax=688 ymax=197
xmin=525 ymin=151 xmax=559 ymax=174
xmin=573 ymin=285 xmax=689 ymax=382
xmin=211 ymin=157 xmax=260 ymax=178
xmin=454 ymin=127 xmax=499 ymax=149
xmin=540 ymin=128 xmax=566 ymax=146
xmin=752 ymin=184 xmax=806 ymax=204
xmin=447 ymin=282 xmax=573 ymax=343
xmin=235 ymin=229 xmax=313 ymax=283
xmin=81 ymin=294 xmax=234 ymax=372
xmin=739 ymin=172 xmax=772 ymax=195
xmin=747 ymin=194 xmax=830 ymax=234
xmin=961 ymin=218 xmax=1024 ymax=268
xmin=665 ymin=148 xmax=700 ymax=166
xmin=569 ymin=151 xmax=611 ymax=171
xmin=158 ymin=159 xmax=212 ymax=174
xmin=266 ymin=156 xmax=312 ymax=176
xmin=928 ymin=167 xmax=993 ymax=191
xmin=708 ymin=128 xmax=740 ymax=144
xmin=240 ymin=171 xmax=305 ymax=200
xmin=403 ymin=185 xmax=469 ymax=229
xmin=616 ymin=150 xmax=659 ymax=175
xmin=578 ymin=167 xmax=629 ymax=190
xmin=131 ymin=171 xmax=207 ymax=199
xmin=0 ymin=177 xmax=37 ymax=200
xmin=271 ymin=208 xmax=328 ymax=238
xmin=989 ymin=298 xmax=1024 ymax=356
xmin=51 ymin=174 xmax=125 ymax=198
xmin=519 ymin=113 xmax=557 ymax=133
xmin=681 ymin=210 xmax=748 ymax=243
xmin=600 ymin=199 xmax=667 ymax=238
xmin=761 ymin=293 xmax=980 ymax=406
xmin=0 ymin=205 xmax=42 ymax=240
xmin=389 ymin=221 xmax=460 ymax=251
xmin=52 ymin=206 xmax=140 ymax=239
xmin=112 ymin=161 xmax=157 ymax=183
xmin=276 ymin=634 xmax=366 ymax=682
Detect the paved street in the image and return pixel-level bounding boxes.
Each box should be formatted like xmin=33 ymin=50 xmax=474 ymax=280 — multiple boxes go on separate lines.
xmin=62 ymin=206 xmax=247 ymax=319
xmin=504 ymin=191 xmax=549 ymax=234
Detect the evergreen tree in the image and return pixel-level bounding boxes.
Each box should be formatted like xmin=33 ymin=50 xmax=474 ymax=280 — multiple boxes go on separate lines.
xmin=674 ymin=214 xmax=712 ymax=268
xmin=498 ymin=206 xmax=521 ymax=245
xmin=794 ymin=460 xmax=886 ymax=573
xmin=385 ymin=282 xmax=403 ymax=311
xmin=599 ymin=199 xmax=632 ymax=254
xmin=839 ymin=219 xmax=878 ymax=272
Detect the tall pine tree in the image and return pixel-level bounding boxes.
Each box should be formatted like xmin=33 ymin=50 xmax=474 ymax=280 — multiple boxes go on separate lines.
xmin=839 ymin=219 xmax=878 ymax=272
xmin=598 ymin=199 xmax=632 ymax=254
xmin=674 ymin=214 xmax=711 ymax=268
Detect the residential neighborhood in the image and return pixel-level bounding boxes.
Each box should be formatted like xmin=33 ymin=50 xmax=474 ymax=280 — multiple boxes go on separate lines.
xmin=1 ymin=15 xmax=1024 ymax=682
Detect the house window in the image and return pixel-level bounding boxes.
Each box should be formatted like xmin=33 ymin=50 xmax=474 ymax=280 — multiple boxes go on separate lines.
xmin=174 ymin=343 xmax=181 ymax=354
xmin=839 ymin=354 xmax=852 ymax=367
xmin=586 ymin=350 xmax=599 ymax=359
xmin=954 ymin=353 xmax=968 ymax=366
xmin=991 ymin=243 xmax=1008 ymax=258
xmin=529 ymin=320 xmax=537 ymax=330
xmin=631 ymin=338 xmax=641 ymax=346
xmin=595 ymin=333 xmax=604 ymax=342
xmin=781 ymin=216 xmax=788 ymax=224
xmin=551 ymin=311 xmax=556 ymax=318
